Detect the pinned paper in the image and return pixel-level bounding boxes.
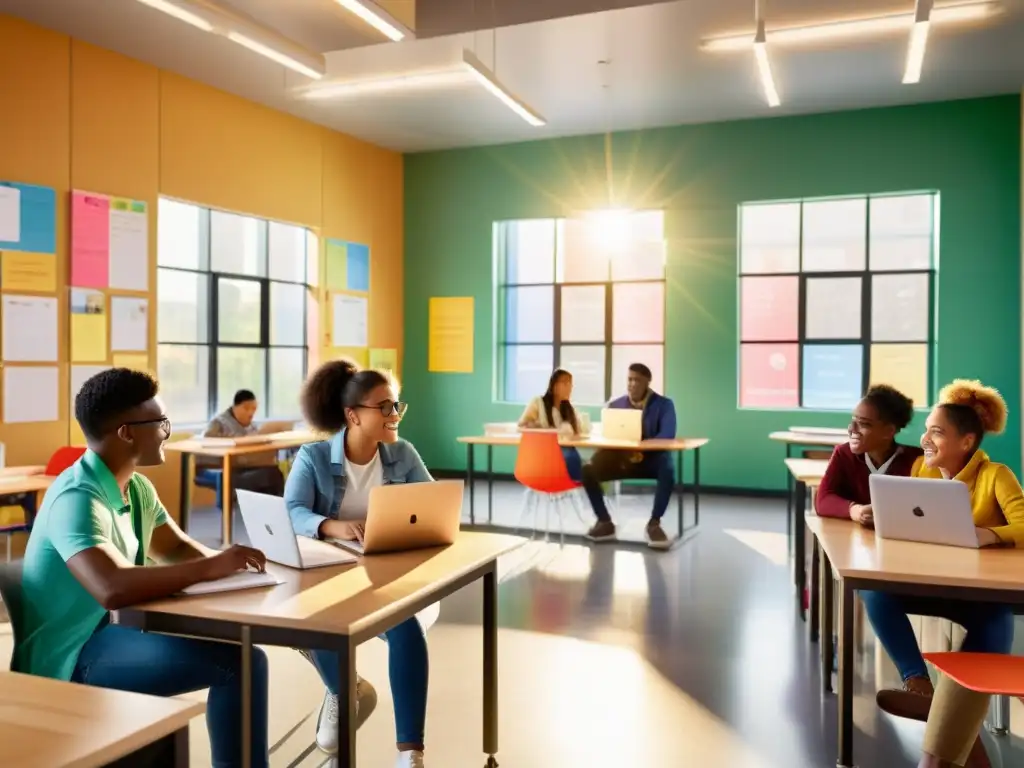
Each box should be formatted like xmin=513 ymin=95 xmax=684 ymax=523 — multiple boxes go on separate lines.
xmin=110 ymin=297 xmax=149 ymax=351
xmin=326 ymin=239 xmax=347 ymax=291
xmin=2 ymin=295 xmax=58 ymax=362
xmin=71 ymin=192 xmax=110 ymax=288
xmin=331 ymin=293 xmax=368 ymax=348
xmin=346 ymin=243 xmax=370 ymax=292
xmin=328 ymin=347 xmax=368 ymax=368
xmin=0 ymin=186 xmax=20 ymax=243
xmin=109 ymin=198 xmax=148 ymax=291
xmin=0 ymin=182 xmax=56 ymax=254
xmin=71 ymin=365 xmax=110 ymax=443
xmin=369 ymin=347 xmax=398 ymax=373
xmin=70 ymin=289 xmax=108 ymax=362
xmin=1 ymin=251 xmax=56 ymax=292
xmin=4 ymin=366 xmax=59 ymax=424
xmin=428 ymin=297 xmax=474 ymax=373
xmin=112 ymin=353 xmax=152 ymax=374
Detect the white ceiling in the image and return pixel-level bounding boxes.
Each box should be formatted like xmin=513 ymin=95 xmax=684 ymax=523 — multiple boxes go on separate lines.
xmin=3 ymin=0 xmax=1023 ymax=152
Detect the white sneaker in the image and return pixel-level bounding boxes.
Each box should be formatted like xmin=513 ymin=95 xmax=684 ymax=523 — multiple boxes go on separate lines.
xmin=315 ymin=677 xmax=378 ymax=754
xmin=395 ymin=750 xmax=425 ymax=768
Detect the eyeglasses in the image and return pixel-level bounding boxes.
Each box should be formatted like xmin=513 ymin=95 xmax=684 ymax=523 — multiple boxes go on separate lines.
xmin=123 ymin=416 xmax=171 ymax=435
xmin=354 ymin=401 xmax=408 ymax=418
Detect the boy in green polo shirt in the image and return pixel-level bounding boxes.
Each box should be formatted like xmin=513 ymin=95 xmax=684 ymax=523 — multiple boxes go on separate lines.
xmin=16 ymin=368 xmax=269 ymax=768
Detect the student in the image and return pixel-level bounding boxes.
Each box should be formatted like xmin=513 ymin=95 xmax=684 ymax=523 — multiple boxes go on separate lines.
xmin=816 ymin=384 xmax=922 ymax=523
xmin=284 ymin=359 xmax=430 ymax=768
xmin=581 ymin=362 xmax=677 ymax=549
xmin=862 ymin=380 xmax=1020 ymax=731
xmin=15 ymin=368 xmax=270 ymax=768
xmin=517 ymin=368 xmax=583 ymax=479
xmin=201 ymin=388 xmax=285 ymax=496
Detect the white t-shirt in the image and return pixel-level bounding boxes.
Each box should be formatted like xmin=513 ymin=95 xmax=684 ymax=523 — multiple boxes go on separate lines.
xmin=336 ymin=450 xmax=384 ymax=520
xmin=113 ymin=509 xmax=140 ymax=565
xmin=521 ymin=396 xmax=577 ymax=438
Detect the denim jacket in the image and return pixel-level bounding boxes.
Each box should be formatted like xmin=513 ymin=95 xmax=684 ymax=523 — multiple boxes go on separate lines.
xmin=285 ymin=430 xmax=433 ymax=539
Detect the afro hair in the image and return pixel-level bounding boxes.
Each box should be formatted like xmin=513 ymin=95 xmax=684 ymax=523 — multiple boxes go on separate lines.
xmin=937 ymin=379 xmax=1008 ymax=435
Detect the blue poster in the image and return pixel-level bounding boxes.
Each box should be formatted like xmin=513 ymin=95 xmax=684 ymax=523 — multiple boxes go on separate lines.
xmin=802 ymin=345 xmax=863 ymax=410
xmin=0 ymin=182 xmax=57 ymax=254
xmin=346 ymin=242 xmax=370 ymax=292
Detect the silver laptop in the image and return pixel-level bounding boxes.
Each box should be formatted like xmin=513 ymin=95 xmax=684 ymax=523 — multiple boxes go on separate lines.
xmin=237 ymin=490 xmax=358 ymax=569
xmin=601 ymin=408 xmax=643 ymax=442
xmin=869 ymin=475 xmax=980 ymax=549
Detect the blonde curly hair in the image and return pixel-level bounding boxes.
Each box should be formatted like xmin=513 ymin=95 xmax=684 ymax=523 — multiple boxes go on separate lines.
xmin=937 ymin=379 xmax=1008 ymax=435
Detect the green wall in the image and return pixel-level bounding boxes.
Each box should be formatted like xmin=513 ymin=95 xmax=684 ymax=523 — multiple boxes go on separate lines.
xmin=402 ymin=95 xmax=1022 ymax=490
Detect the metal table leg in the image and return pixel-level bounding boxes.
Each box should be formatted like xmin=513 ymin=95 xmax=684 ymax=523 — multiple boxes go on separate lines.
xmin=794 ymin=480 xmax=807 ymax=620
xmin=676 ymin=449 xmax=683 ymax=535
xmin=693 ymin=447 xmax=701 ymax=529
xmin=785 ymin=444 xmax=793 ymax=554
xmin=241 ymin=625 xmax=251 ymax=768
xmin=487 ymin=445 xmax=494 ymax=525
xmin=821 ymin=548 xmax=835 ymax=694
xmin=809 ymin=528 xmax=820 ymax=643
xmin=483 ymin=566 xmax=498 ymax=766
xmin=467 ymin=443 xmax=475 ymax=525
xmin=837 ymin=580 xmax=856 ymax=768
xmin=178 ymin=453 xmax=192 ymax=534
xmin=336 ymin=635 xmax=356 ymax=768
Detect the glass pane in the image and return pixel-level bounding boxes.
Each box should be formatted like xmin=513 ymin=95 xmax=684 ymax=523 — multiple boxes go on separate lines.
xmin=802 ymin=344 xmax=864 ymax=410
xmin=504 ymin=345 xmax=553 ymax=402
xmin=217 ymin=277 xmax=262 ymax=344
xmin=505 ymin=286 xmax=553 ymax=343
xmin=805 ymin=277 xmax=862 ymax=340
xmin=211 ymin=210 xmax=264 ymax=276
xmin=270 ymin=282 xmax=305 ymax=346
xmin=558 ymin=218 xmax=609 ymax=283
xmin=740 ymin=202 xmax=800 ymax=274
xmin=157 ymin=269 xmax=209 ymax=343
xmin=217 ymin=347 xmax=266 ymax=413
xmin=268 ymin=221 xmax=307 ymax=283
xmin=740 ymin=276 xmax=798 ymax=342
xmin=157 ymin=199 xmax=206 ymax=270
xmin=870 ymin=344 xmax=928 ymax=408
xmin=268 ymin=347 xmax=305 ymax=419
xmin=561 ymin=285 xmax=605 ymax=343
xmin=612 ymin=282 xmax=664 ymax=343
xmin=802 ymin=198 xmax=867 ymax=272
xmin=505 ymin=220 xmax=555 ymax=284
xmin=157 ymin=344 xmax=209 ymax=423
xmin=870 ymin=194 xmax=933 ymax=271
xmin=306 ymin=231 xmax=320 ymax=287
xmin=558 ymin=345 xmax=606 ymax=405
xmin=307 ymin=288 xmax=320 ymax=371
xmin=739 ymin=343 xmax=798 ymax=408
xmin=610 ymin=210 xmax=666 ymax=282
xmin=871 ymin=273 xmax=929 ymax=341
xmin=611 ymin=344 xmax=664 ymax=395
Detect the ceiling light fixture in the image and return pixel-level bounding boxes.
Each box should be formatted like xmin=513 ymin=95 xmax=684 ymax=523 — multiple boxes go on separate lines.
xmin=334 ymin=0 xmax=412 ymax=42
xmin=702 ymin=1 xmax=998 ymax=52
xmin=753 ymin=13 xmax=781 ymax=107
xmin=226 ymin=32 xmax=325 ymax=79
xmin=463 ymin=50 xmax=546 ymax=127
xmin=135 ymin=0 xmax=214 ymax=31
xmin=903 ymin=0 xmax=934 ymax=84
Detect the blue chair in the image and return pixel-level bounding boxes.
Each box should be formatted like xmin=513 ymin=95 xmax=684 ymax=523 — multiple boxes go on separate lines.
xmin=194 ymin=468 xmax=224 ymax=511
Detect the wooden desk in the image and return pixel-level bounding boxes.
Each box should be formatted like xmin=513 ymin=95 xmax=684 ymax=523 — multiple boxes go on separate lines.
xmin=804 ymin=514 xmax=1024 ymax=768
xmin=0 ymin=670 xmax=203 ymax=767
xmin=456 ymin=434 xmax=708 ymax=537
xmin=784 ymin=458 xmax=828 ymax=619
xmin=164 ymin=430 xmax=320 ymax=543
xmin=118 ymin=532 xmax=525 ymax=768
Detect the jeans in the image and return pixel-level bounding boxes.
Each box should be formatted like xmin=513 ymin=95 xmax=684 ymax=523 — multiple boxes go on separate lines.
xmin=562 ymin=447 xmax=583 ymax=481
xmin=308 ymin=616 xmax=428 ymax=745
xmin=233 ymin=466 xmax=286 ymax=497
xmin=860 ymin=591 xmax=1015 ymax=681
xmin=72 ymin=621 xmax=269 ymax=768
xmin=581 ymin=449 xmax=674 ymax=522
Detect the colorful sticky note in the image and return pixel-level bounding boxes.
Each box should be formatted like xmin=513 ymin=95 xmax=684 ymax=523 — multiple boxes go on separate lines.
xmin=328 ymin=346 xmax=368 ymax=368
xmin=428 ymin=297 xmax=474 ymax=373
xmin=71 ymin=313 xmax=108 ymax=362
xmin=369 ymin=348 xmax=398 ymax=373
xmin=346 ymin=243 xmax=370 ymax=292
xmin=0 ymin=182 xmax=57 ymax=254
xmin=71 ymin=191 xmax=110 ymax=288
xmin=112 ymin=353 xmax=152 ymax=375
xmin=326 ymin=239 xmax=347 ymax=291
xmin=1 ymin=251 xmax=56 ymax=292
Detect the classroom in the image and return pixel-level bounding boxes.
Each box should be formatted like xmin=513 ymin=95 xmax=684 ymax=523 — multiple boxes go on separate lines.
xmin=0 ymin=1 xmax=1021 ymax=766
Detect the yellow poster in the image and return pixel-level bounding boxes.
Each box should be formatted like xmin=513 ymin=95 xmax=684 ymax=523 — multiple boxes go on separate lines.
xmin=112 ymin=353 xmax=152 ymax=374
xmin=428 ymin=297 xmax=474 ymax=373
xmin=869 ymin=344 xmax=929 ymax=407
xmin=327 ymin=346 xmax=368 ymax=368
xmin=369 ymin=347 xmax=398 ymax=373
xmin=1 ymin=251 xmax=57 ymax=292
xmin=70 ymin=288 xmax=108 ymax=363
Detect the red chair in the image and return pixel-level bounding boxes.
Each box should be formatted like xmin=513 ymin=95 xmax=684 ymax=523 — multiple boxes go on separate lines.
xmin=513 ymin=430 xmax=585 ymax=544
xmin=45 ymin=446 xmax=87 ymax=476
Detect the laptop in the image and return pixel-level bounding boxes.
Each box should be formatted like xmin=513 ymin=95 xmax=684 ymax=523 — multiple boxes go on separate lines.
xmin=868 ymin=475 xmax=980 ymax=549
xmin=237 ymin=490 xmax=359 ymax=569
xmin=333 ymin=480 xmax=464 ymax=556
xmin=601 ymin=408 xmax=643 ymax=442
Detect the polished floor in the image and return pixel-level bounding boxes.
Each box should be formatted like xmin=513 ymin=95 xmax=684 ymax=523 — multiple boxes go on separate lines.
xmin=7 ymin=487 xmax=1024 ymax=767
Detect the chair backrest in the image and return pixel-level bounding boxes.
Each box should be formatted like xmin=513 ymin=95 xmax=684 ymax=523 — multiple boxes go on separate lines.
xmin=45 ymin=446 xmax=87 ymax=476
xmin=923 ymin=651 xmax=1024 ymax=697
xmin=0 ymin=561 xmax=24 ymax=670
xmin=513 ymin=431 xmax=577 ymax=494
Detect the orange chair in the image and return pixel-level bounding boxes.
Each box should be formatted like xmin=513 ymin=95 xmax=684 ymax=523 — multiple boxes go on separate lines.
xmin=45 ymin=446 xmax=86 ymax=476
xmin=513 ymin=430 xmax=585 ymax=544
xmin=923 ymin=652 xmax=1024 ymax=699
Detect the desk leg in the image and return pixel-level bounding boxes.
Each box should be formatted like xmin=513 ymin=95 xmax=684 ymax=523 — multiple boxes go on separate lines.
xmin=222 ymin=457 xmax=233 ymax=545
xmin=170 ymin=727 xmax=189 ymax=768
xmin=483 ymin=565 xmax=498 ymax=762
xmin=794 ymin=480 xmax=807 ymax=621
xmin=676 ymin=449 xmax=683 ymax=536
xmin=785 ymin=444 xmax=793 ymax=554
xmin=487 ymin=445 xmax=494 ymax=525
xmin=178 ymin=453 xmax=192 ymax=534
xmin=837 ymin=579 xmax=856 ymax=768
xmin=108 ymin=727 xmax=189 ymax=767
xmin=336 ymin=635 xmax=357 ymax=768
xmin=821 ymin=547 xmax=834 ymax=694
xmin=241 ymin=625 xmax=251 ymax=768
xmin=693 ymin=447 xmax=701 ymax=529
xmin=467 ymin=444 xmax=475 ymax=525
xmin=809 ymin=528 xmax=820 ymax=643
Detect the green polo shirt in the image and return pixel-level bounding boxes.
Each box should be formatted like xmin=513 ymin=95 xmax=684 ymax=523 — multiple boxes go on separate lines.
xmin=14 ymin=451 xmax=168 ymax=680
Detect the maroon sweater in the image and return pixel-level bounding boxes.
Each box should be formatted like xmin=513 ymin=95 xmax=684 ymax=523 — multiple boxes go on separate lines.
xmin=815 ymin=442 xmax=924 ymax=519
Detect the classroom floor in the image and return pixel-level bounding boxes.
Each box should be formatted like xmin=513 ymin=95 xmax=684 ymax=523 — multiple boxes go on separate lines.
xmin=6 ymin=488 xmax=1024 ymax=767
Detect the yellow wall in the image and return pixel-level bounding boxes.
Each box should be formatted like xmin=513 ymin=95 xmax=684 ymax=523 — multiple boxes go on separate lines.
xmin=0 ymin=14 xmax=404 ymax=531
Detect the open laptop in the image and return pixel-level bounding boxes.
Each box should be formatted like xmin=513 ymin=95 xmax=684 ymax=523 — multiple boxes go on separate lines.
xmin=237 ymin=490 xmax=359 ymax=569
xmin=601 ymin=408 xmax=643 ymax=442
xmin=332 ymin=480 xmax=464 ymax=556
xmin=869 ymin=475 xmax=980 ymax=549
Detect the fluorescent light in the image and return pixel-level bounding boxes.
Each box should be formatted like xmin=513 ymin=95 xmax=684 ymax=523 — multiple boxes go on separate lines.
xmin=334 ymin=0 xmax=410 ymax=42
xmin=135 ymin=0 xmax=214 ymax=31
xmin=702 ymin=1 xmax=997 ymax=51
xmin=753 ymin=20 xmax=781 ymax=108
xmin=903 ymin=0 xmax=934 ymax=83
xmin=226 ymin=32 xmax=325 ymax=79
xmin=462 ymin=51 xmax=546 ymax=127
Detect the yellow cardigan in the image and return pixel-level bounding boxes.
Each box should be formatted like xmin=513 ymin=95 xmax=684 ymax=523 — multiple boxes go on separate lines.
xmin=912 ymin=450 xmax=1024 ymax=547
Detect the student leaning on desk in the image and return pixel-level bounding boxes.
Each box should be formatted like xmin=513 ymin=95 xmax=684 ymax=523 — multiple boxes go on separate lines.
xmin=284 ymin=359 xmax=430 ymax=768
xmin=517 ymin=367 xmax=583 ymax=479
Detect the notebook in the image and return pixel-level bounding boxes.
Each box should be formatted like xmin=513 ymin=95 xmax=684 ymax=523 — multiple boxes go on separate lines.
xmin=178 ymin=570 xmax=282 ymax=596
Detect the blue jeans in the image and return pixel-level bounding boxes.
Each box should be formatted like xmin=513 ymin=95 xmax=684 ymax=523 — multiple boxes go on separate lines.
xmin=562 ymin=447 xmax=583 ymax=481
xmin=72 ymin=621 xmax=269 ymax=768
xmin=860 ymin=591 xmax=1015 ymax=681
xmin=581 ymin=449 xmax=674 ymax=521
xmin=308 ymin=616 xmax=428 ymax=745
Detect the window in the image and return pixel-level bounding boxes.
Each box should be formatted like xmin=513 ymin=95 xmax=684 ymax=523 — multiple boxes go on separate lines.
xmin=495 ymin=210 xmax=666 ymax=403
xmin=737 ymin=193 xmax=937 ymax=410
xmin=157 ymin=199 xmax=316 ymax=423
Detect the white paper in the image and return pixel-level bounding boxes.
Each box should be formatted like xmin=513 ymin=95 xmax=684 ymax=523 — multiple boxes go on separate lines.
xmin=2 ymin=295 xmax=58 ymax=362
xmin=332 ymin=294 xmax=368 ymax=348
xmin=4 ymin=366 xmax=59 ymax=423
xmin=71 ymin=365 xmax=110 ymax=413
xmin=178 ymin=570 xmax=282 ymax=596
xmin=109 ymin=207 xmax=149 ymax=291
xmin=0 ymin=186 xmax=20 ymax=243
xmin=110 ymin=296 xmax=149 ymax=351
xmin=805 ymin=277 xmax=862 ymax=340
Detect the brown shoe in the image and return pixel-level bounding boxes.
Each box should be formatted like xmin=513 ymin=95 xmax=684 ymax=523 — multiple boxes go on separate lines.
xmin=645 ymin=519 xmax=671 ymax=550
xmin=875 ymin=675 xmax=934 ymax=721
xmin=964 ymin=735 xmax=992 ymax=768
xmin=586 ymin=520 xmax=617 ymax=542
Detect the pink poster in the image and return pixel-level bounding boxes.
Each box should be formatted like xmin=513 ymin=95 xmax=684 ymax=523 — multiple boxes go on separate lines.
xmin=71 ymin=192 xmax=110 ymax=288
xmin=740 ymin=343 xmax=799 ymax=408
xmin=740 ymin=276 xmax=798 ymax=342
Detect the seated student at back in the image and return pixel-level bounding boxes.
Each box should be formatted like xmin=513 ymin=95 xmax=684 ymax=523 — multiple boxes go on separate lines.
xmin=816 ymin=383 xmax=922 ymax=525
xmin=15 ymin=369 xmax=270 ymax=767
xmin=201 ymin=388 xmax=285 ymax=497
xmin=518 ymin=368 xmax=583 ymax=480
